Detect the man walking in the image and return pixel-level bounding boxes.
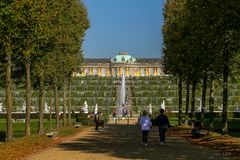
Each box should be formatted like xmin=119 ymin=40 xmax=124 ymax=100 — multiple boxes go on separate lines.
xmin=156 ymin=108 xmax=170 ymax=145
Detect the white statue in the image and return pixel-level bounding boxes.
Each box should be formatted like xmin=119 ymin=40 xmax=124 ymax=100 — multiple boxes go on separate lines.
xmin=148 ymin=103 xmax=152 ymax=115
xmin=44 ymin=101 xmax=49 ymax=113
xmin=21 ymin=101 xmax=26 ymax=113
xmin=161 ymin=100 xmax=165 ymax=110
xmin=0 ymin=102 xmax=2 ymax=113
xmin=197 ymin=98 xmax=202 ymax=112
xmin=82 ymin=100 xmax=88 ymax=114
xmin=94 ymin=103 xmax=98 ymax=114
xmin=218 ymin=103 xmax=223 ymax=111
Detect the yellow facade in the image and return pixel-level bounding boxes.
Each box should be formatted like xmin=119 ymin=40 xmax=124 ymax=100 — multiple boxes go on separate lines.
xmin=73 ymin=52 xmax=163 ymax=77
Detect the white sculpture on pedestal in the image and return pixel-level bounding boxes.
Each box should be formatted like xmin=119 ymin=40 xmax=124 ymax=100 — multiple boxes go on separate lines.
xmin=21 ymin=101 xmax=26 ymax=113
xmin=148 ymin=103 xmax=152 ymax=115
xmin=161 ymin=100 xmax=165 ymax=110
xmin=82 ymin=100 xmax=89 ymax=114
xmin=44 ymin=101 xmax=49 ymax=113
xmin=0 ymin=102 xmax=3 ymax=113
xmin=94 ymin=103 xmax=98 ymax=114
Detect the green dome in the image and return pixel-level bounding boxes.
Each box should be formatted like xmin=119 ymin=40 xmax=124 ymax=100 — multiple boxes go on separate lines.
xmin=110 ymin=52 xmax=137 ymax=63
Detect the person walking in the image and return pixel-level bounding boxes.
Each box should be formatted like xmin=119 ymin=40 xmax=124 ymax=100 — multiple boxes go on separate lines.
xmin=156 ymin=108 xmax=170 ymax=145
xmin=98 ymin=112 xmax=105 ymax=129
xmin=139 ymin=110 xmax=152 ymax=146
xmin=94 ymin=112 xmax=100 ymax=131
xmin=112 ymin=109 xmax=116 ymax=123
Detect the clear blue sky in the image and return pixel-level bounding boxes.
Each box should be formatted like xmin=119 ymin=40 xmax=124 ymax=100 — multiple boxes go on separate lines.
xmin=82 ymin=0 xmax=164 ymax=58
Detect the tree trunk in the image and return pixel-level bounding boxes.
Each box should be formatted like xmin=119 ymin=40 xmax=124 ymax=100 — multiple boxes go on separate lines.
xmin=38 ymin=77 xmax=44 ymax=135
xmin=190 ymin=81 xmax=197 ymax=121
xmin=185 ymin=80 xmax=190 ymax=126
xmin=25 ymin=62 xmax=31 ymax=136
xmin=201 ymin=74 xmax=207 ymax=123
xmin=63 ymin=80 xmax=67 ymax=127
xmin=49 ymin=90 xmax=53 ymax=129
xmin=209 ymin=74 xmax=214 ymax=132
xmin=222 ymin=50 xmax=229 ymax=134
xmin=54 ymin=85 xmax=60 ymax=128
xmin=5 ymin=54 xmax=13 ymax=141
xmin=68 ymin=78 xmax=72 ymax=126
xmin=178 ymin=77 xmax=182 ymax=125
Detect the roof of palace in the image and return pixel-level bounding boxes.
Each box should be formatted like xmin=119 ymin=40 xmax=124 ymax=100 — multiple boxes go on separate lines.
xmin=84 ymin=58 xmax=109 ymax=63
xmin=137 ymin=58 xmax=161 ymax=63
xmin=110 ymin=52 xmax=137 ymax=63
xmin=83 ymin=52 xmax=162 ymax=65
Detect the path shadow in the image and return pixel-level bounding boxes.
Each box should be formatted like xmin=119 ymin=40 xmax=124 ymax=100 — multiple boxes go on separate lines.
xmin=58 ymin=124 xmax=225 ymax=160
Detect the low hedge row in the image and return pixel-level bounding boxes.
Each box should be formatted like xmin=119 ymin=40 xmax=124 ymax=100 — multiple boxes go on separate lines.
xmin=202 ymin=118 xmax=240 ymax=131
xmin=151 ymin=118 xmax=240 ymax=131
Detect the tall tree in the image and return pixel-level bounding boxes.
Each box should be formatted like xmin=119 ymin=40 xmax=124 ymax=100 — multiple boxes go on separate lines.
xmin=41 ymin=0 xmax=89 ymax=128
xmin=163 ymin=0 xmax=194 ymax=125
xmin=0 ymin=0 xmax=20 ymax=141
xmin=13 ymin=0 xmax=46 ymax=136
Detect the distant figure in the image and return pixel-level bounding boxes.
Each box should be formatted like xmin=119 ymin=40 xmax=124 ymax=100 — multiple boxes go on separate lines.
xmin=122 ymin=108 xmax=127 ymax=117
xmin=156 ymin=108 xmax=170 ymax=145
xmin=94 ymin=113 xmax=99 ymax=131
xmin=191 ymin=120 xmax=202 ymax=138
xmin=139 ymin=110 xmax=152 ymax=146
xmin=137 ymin=112 xmax=142 ymax=125
xmin=94 ymin=112 xmax=104 ymax=131
xmin=124 ymin=109 xmax=128 ymax=117
xmin=112 ymin=109 xmax=116 ymax=123
xmin=87 ymin=112 xmax=95 ymax=126
xmin=98 ymin=112 xmax=105 ymax=129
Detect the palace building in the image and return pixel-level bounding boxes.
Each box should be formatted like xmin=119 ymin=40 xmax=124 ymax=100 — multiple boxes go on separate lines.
xmin=73 ymin=52 xmax=163 ymax=77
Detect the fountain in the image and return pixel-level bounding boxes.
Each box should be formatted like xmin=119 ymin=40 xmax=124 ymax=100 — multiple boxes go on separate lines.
xmin=116 ymin=72 xmax=126 ymax=117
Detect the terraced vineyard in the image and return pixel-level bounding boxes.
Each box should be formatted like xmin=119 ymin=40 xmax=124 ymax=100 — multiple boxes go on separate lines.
xmin=0 ymin=76 xmax=240 ymax=115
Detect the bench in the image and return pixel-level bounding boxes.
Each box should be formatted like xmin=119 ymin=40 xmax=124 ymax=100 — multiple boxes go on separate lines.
xmin=14 ymin=119 xmax=26 ymax=123
xmin=75 ymin=124 xmax=81 ymax=128
xmin=46 ymin=131 xmax=58 ymax=137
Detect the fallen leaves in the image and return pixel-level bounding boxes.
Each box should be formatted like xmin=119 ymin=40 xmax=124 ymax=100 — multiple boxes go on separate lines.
xmin=168 ymin=126 xmax=240 ymax=158
xmin=0 ymin=126 xmax=86 ymax=160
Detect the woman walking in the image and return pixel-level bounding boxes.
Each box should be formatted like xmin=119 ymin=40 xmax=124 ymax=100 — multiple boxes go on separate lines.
xmin=139 ymin=110 xmax=152 ymax=146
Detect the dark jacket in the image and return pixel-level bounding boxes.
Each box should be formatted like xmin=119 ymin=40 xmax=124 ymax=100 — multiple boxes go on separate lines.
xmin=156 ymin=114 xmax=170 ymax=127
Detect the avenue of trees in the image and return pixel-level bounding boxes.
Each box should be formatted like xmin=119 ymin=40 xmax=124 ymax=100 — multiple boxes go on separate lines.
xmin=0 ymin=0 xmax=89 ymax=141
xmin=162 ymin=0 xmax=240 ymax=133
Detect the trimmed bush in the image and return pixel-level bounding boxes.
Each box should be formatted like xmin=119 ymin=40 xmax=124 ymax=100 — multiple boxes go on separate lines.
xmin=203 ymin=118 xmax=240 ymax=131
xmin=0 ymin=131 xmax=6 ymax=142
xmin=233 ymin=112 xmax=240 ymax=118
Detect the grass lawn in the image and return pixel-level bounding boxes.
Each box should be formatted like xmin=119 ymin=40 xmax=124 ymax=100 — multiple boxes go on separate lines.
xmin=0 ymin=119 xmax=76 ymax=138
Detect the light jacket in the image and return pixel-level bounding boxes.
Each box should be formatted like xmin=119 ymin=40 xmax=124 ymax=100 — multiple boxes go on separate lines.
xmin=139 ymin=116 xmax=152 ymax=131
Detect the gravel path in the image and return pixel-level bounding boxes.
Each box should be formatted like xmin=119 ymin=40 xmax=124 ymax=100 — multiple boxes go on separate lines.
xmin=26 ymin=124 xmax=227 ymax=160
